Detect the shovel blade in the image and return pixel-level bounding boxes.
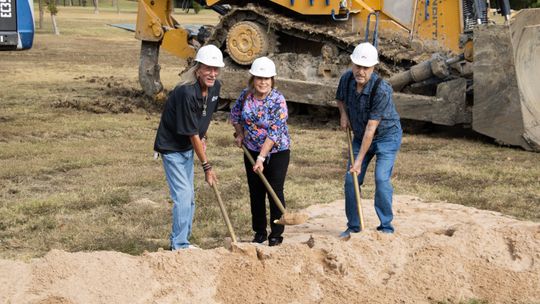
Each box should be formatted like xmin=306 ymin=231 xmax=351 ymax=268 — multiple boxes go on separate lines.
xmin=273 ymin=212 xmax=309 ymax=225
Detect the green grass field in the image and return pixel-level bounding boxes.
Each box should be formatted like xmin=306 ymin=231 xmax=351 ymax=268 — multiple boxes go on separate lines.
xmin=1 ymin=6 xmax=538 ymax=260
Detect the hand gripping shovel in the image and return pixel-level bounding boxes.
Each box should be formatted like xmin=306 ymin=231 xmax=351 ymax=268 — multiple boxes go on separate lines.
xmin=211 ymin=183 xmax=238 ymax=243
xmin=347 ymin=129 xmax=365 ymax=232
xmin=242 ymin=145 xmax=308 ymax=225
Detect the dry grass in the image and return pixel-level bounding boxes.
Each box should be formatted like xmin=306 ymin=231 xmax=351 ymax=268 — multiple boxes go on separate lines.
xmin=0 ymin=7 xmax=538 ymax=260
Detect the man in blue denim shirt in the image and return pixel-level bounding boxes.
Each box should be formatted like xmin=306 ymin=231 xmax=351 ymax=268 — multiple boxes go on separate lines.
xmin=336 ymin=42 xmax=402 ymax=236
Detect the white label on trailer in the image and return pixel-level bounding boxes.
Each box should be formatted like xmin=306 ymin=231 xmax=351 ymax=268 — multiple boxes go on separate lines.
xmin=0 ymin=35 xmax=4 ymax=43
xmin=0 ymin=0 xmax=12 ymax=18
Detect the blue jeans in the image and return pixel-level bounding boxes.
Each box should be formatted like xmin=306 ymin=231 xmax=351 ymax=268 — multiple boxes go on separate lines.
xmin=162 ymin=150 xmax=195 ymax=249
xmin=344 ymin=129 xmax=402 ymax=233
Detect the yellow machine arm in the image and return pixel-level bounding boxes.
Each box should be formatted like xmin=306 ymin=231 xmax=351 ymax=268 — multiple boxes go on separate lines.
xmin=136 ymin=0 xmax=196 ymax=59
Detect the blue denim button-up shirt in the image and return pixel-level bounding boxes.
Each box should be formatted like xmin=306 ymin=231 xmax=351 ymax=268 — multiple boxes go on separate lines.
xmin=336 ymin=70 xmax=401 ymax=139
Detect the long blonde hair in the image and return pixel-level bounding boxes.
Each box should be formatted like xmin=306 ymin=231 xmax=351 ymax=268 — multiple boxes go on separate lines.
xmin=179 ymin=62 xmax=201 ymax=86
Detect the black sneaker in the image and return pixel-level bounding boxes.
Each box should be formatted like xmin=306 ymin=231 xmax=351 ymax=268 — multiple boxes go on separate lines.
xmin=252 ymin=233 xmax=267 ymax=244
xmin=268 ymin=237 xmax=283 ymax=247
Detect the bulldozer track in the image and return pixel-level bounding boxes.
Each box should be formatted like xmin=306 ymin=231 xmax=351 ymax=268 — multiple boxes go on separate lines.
xmin=207 ymin=4 xmax=443 ymax=75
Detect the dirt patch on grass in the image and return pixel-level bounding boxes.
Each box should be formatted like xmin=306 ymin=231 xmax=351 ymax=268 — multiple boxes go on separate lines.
xmin=1 ymin=195 xmax=539 ymax=304
xmin=50 ymin=76 xmax=164 ymax=114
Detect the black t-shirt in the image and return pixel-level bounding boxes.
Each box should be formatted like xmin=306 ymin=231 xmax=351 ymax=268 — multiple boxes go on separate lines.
xmin=154 ymin=80 xmax=221 ymax=153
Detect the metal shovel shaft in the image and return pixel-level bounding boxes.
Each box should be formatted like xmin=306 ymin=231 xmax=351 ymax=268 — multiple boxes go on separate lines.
xmin=211 ymin=183 xmax=237 ymax=243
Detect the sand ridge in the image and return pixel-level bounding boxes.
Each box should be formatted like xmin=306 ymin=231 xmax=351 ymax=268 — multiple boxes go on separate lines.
xmin=1 ymin=195 xmax=539 ymax=304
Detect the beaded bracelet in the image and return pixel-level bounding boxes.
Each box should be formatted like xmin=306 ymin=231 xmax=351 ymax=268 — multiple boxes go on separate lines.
xmin=202 ymin=161 xmax=212 ymax=172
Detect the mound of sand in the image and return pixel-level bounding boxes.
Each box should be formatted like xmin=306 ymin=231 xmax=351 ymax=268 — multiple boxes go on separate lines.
xmin=1 ymin=195 xmax=539 ymax=304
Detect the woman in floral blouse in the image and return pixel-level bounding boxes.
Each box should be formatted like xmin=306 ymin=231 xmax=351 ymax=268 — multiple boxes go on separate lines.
xmin=230 ymin=57 xmax=290 ymax=247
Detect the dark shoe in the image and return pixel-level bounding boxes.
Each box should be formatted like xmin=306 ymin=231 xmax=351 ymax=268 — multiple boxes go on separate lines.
xmin=268 ymin=237 xmax=283 ymax=247
xmin=339 ymin=228 xmax=360 ymax=238
xmin=377 ymin=226 xmax=394 ymax=234
xmin=252 ymin=233 xmax=267 ymax=244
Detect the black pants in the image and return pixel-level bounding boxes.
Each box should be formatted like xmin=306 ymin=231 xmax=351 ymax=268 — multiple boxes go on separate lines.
xmin=244 ymin=149 xmax=290 ymax=239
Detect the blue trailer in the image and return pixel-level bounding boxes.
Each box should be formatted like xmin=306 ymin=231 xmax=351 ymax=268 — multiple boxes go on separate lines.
xmin=0 ymin=0 xmax=34 ymax=50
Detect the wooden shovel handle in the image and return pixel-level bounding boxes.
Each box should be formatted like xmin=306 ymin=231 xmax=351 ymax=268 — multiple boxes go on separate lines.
xmin=242 ymin=145 xmax=287 ymax=214
xmin=211 ymin=183 xmax=237 ymax=243
xmin=347 ymin=129 xmax=365 ymax=231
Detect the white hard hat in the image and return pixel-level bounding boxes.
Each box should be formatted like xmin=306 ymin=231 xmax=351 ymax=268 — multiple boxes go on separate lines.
xmin=195 ymin=44 xmax=225 ymax=68
xmin=249 ymin=56 xmax=277 ymax=77
xmin=350 ymin=42 xmax=379 ymax=67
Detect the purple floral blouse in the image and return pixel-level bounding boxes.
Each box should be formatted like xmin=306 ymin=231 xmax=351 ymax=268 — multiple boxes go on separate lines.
xmin=230 ymin=88 xmax=290 ymax=153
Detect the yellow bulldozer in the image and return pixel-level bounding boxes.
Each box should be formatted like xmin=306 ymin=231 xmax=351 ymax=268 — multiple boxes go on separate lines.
xmin=135 ymin=0 xmax=540 ymax=151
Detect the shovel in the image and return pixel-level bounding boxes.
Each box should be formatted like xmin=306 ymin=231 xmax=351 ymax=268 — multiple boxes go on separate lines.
xmin=211 ymin=183 xmax=238 ymax=243
xmin=242 ymin=145 xmax=309 ymax=225
xmin=347 ymin=129 xmax=365 ymax=231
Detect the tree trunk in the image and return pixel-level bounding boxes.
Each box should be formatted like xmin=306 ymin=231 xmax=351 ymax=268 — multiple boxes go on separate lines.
xmin=51 ymin=13 xmax=60 ymax=35
xmin=93 ymin=0 xmax=99 ymax=14
xmin=38 ymin=0 xmax=44 ymax=29
xmin=115 ymin=0 xmax=120 ymax=14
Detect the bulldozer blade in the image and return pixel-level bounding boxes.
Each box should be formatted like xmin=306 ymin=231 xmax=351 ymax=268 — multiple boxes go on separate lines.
xmin=139 ymin=40 xmax=166 ymax=101
xmin=273 ymin=212 xmax=309 ymax=226
xmin=473 ymin=9 xmax=540 ymax=151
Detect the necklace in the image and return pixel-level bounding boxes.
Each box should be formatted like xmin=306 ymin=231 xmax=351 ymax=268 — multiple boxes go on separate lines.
xmin=202 ymin=95 xmax=208 ymax=117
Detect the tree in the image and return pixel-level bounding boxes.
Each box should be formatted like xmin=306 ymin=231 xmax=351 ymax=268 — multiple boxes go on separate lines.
xmin=46 ymin=0 xmax=60 ymax=35
xmin=93 ymin=0 xmax=99 ymax=14
xmin=177 ymin=0 xmax=203 ymax=14
xmin=498 ymin=0 xmax=540 ymax=8
xmin=113 ymin=0 xmax=120 ymax=14
xmin=38 ymin=0 xmax=44 ymax=29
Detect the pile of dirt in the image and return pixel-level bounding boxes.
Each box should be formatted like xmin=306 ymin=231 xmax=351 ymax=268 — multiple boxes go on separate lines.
xmin=1 ymin=195 xmax=538 ymax=304
xmin=51 ymin=76 xmax=164 ymax=114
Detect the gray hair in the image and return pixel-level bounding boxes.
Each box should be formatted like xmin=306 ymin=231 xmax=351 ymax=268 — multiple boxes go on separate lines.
xmin=179 ymin=62 xmax=201 ymax=86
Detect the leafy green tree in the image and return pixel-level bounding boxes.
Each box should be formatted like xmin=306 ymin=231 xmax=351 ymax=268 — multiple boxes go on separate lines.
xmin=93 ymin=0 xmax=99 ymax=14
xmin=38 ymin=0 xmax=44 ymax=29
xmin=46 ymin=0 xmax=60 ymax=35
xmin=503 ymin=0 xmax=540 ymax=9
xmin=176 ymin=0 xmax=203 ymax=14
